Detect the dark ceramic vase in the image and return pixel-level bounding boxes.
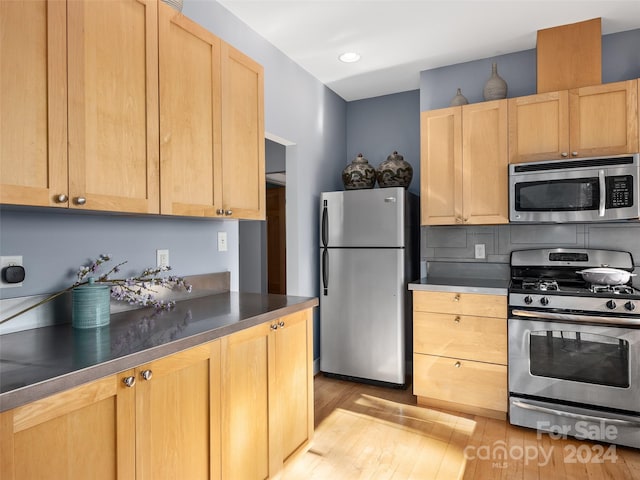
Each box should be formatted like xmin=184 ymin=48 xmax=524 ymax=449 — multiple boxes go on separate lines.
xmin=376 ymin=151 xmax=413 ymax=189
xmin=342 ymin=153 xmax=376 ymax=190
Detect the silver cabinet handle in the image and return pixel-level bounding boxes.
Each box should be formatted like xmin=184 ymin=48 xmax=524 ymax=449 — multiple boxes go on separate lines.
xmin=561 ymin=152 xmax=568 ymax=157
xmin=224 ymin=210 xmax=233 ymax=216
xmin=216 ymin=209 xmax=224 ymax=215
xmin=75 ymin=197 xmax=86 ymax=205
xmin=270 ymin=324 xmax=278 ymax=331
xmin=453 ymin=294 xmax=461 ymax=302
xmin=141 ymin=369 xmax=153 ymax=381
xmin=571 ymin=151 xmax=578 ymax=156
xmin=454 ymin=316 xmax=460 ymax=324
xmin=454 ymin=361 xmax=461 ymax=368
xmin=55 ymin=194 xmax=68 ymax=203
xmin=123 ymin=376 xmax=136 ymax=388
xmin=278 ymin=320 xmax=285 ymax=328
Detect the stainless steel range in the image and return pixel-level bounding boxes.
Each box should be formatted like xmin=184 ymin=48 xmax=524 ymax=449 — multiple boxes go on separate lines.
xmin=508 ymin=248 xmax=640 ymax=449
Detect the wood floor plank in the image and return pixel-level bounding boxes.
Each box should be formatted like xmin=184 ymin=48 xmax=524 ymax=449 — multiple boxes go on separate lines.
xmin=281 ymin=375 xmax=639 ymax=480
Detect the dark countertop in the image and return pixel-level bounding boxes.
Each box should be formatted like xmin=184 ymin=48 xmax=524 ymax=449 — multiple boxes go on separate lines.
xmin=0 ymin=292 xmax=318 ymax=412
xmin=409 ymin=276 xmax=509 ymax=296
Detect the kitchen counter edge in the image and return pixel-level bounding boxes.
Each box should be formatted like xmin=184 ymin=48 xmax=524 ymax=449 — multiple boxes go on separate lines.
xmin=409 ymin=277 xmax=509 ymax=296
xmin=0 ymin=294 xmax=318 ymax=412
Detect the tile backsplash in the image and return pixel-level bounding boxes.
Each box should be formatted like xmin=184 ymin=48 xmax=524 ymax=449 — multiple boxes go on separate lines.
xmin=421 ymin=222 xmax=640 ymax=269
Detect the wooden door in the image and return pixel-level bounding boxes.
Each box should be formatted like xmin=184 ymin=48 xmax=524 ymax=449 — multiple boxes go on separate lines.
xmin=462 ymin=100 xmax=509 ymax=224
xmin=220 ymin=322 xmax=274 ymax=479
xmin=508 ymin=91 xmax=570 ymax=163
xmin=420 ymin=107 xmax=462 ymax=225
xmin=67 ymin=0 xmax=159 ymax=213
xmin=159 ymin=2 xmax=222 ymax=216
xmin=273 ymin=310 xmax=314 ymax=464
xmin=0 ymin=372 xmax=136 ymax=480
xmin=267 ymin=186 xmax=287 ymax=294
xmin=569 ymin=79 xmax=639 ymax=157
xmin=221 ymin=43 xmax=265 ymax=220
xmin=136 ymin=342 xmax=221 ymax=480
xmin=0 ymin=0 xmax=68 ymax=207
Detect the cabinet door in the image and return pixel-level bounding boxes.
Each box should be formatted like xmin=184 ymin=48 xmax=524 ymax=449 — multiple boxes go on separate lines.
xmin=136 ymin=341 xmax=221 ymax=480
xmin=569 ymin=79 xmax=639 ymax=157
xmin=508 ymin=91 xmax=570 ymax=163
xmin=0 ymin=372 xmax=136 ymax=480
xmin=0 ymin=0 xmax=68 ymax=207
xmin=420 ymin=107 xmax=462 ymax=225
xmin=462 ymin=100 xmax=509 ymax=224
xmin=159 ymin=2 xmax=222 ymax=216
xmin=221 ymin=43 xmax=265 ymax=220
xmin=221 ymin=322 xmax=274 ymax=480
xmin=67 ymin=0 xmax=159 ymax=213
xmin=274 ymin=310 xmax=314 ymax=464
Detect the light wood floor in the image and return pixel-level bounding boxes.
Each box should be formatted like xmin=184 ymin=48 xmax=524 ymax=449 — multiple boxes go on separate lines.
xmin=280 ymin=374 xmax=640 ymax=479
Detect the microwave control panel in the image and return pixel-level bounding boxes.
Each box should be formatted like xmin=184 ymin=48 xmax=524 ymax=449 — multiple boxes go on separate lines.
xmin=606 ymin=175 xmax=634 ymax=208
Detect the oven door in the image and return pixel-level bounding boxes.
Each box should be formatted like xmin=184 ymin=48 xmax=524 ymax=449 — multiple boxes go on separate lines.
xmin=508 ymin=317 xmax=640 ymax=413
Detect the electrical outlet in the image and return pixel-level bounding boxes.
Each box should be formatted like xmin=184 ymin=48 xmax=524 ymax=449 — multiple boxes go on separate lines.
xmin=474 ymin=244 xmax=486 ymax=259
xmin=218 ymin=232 xmax=228 ymax=252
xmin=156 ymin=249 xmax=169 ymax=268
xmin=1 ymin=255 xmax=24 ymax=288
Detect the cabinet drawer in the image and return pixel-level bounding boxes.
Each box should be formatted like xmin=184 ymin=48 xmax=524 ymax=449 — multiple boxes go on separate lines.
xmin=413 ymin=353 xmax=507 ymax=413
xmin=413 ymin=312 xmax=507 ymax=364
xmin=413 ymin=290 xmax=506 ymax=317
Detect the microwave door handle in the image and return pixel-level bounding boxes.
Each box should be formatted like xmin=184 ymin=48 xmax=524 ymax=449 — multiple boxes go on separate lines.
xmin=598 ymin=169 xmax=606 ymax=217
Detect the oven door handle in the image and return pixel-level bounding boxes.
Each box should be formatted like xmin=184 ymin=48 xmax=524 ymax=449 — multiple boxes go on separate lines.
xmin=512 ymin=400 xmax=640 ymax=427
xmin=511 ymin=308 xmax=640 ymax=327
xmin=598 ymin=169 xmax=606 ymax=217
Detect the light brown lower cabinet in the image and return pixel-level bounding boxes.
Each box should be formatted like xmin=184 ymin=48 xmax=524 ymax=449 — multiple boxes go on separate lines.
xmin=0 ymin=308 xmax=314 ymax=480
xmin=413 ymin=291 xmax=508 ymax=420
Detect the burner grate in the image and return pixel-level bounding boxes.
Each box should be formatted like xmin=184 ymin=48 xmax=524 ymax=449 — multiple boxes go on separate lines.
xmin=589 ymin=284 xmax=636 ymax=295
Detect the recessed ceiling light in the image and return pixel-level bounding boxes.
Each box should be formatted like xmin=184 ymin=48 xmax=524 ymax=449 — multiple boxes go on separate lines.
xmin=339 ymin=52 xmax=361 ymax=63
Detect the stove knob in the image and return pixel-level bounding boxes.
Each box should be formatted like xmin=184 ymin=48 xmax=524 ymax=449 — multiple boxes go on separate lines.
xmin=625 ymin=301 xmax=636 ymax=312
xmin=524 ymin=296 xmax=533 ymax=305
xmin=540 ymin=297 xmax=549 ymax=306
xmin=606 ymin=300 xmax=617 ymax=310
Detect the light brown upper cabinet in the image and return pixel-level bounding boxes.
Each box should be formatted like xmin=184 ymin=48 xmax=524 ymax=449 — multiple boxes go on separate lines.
xmin=159 ymin=3 xmax=265 ymax=220
xmin=0 ymin=0 xmax=68 ymax=207
xmin=159 ymin=3 xmax=222 ymax=217
xmin=509 ymin=79 xmax=639 ymax=163
xmin=0 ymin=0 xmax=160 ymax=213
xmin=420 ymin=100 xmax=508 ymax=226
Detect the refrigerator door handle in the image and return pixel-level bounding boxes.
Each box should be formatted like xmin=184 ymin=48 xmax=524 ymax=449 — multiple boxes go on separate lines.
xmin=322 ymin=248 xmax=329 ymax=295
xmin=321 ymin=202 xmax=328 ymax=247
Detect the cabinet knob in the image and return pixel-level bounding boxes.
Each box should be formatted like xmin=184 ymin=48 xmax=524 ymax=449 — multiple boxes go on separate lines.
xmin=122 ymin=376 xmax=136 ymax=388
xmin=74 ymin=196 xmax=86 ymax=206
xmin=571 ymin=151 xmax=578 ymax=157
xmin=216 ymin=209 xmax=225 ymax=215
xmin=141 ymin=369 xmax=153 ymax=381
xmin=561 ymin=152 xmax=568 ymax=158
xmin=455 ymin=217 xmax=463 ymax=224
xmin=225 ymin=210 xmax=233 ymax=216
xmin=454 ymin=316 xmax=461 ymax=324
xmin=454 ymin=361 xmax=461 ymax=368
xmin=278 ymin=320 xmax=285 ymax=328
xmin=270 ymin=324 xmax=279 ymax=331
xmin=453 ymin=294 xmax=461 ymax=302
xmin=55 ymin=194 xmax=68 ymax=203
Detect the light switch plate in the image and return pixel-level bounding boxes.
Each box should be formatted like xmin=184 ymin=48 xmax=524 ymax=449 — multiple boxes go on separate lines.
xmin=218 ymin=232 xmax=228 ymax=252
xmin=156 ymin=249 xmax=169 ymax=268
xmin=1 ymin=255 xmax=24 ymax=288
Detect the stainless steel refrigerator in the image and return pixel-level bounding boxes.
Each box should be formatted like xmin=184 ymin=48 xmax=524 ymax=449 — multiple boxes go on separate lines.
xmin=319 ymin=187 xmax=419 ymax=387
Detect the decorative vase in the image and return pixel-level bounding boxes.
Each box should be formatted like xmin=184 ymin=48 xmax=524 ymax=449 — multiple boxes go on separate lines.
xmin=376 ymin=151 xmax=413 ymax=189
xmin=160 ymin=0 xmax=183 ymax=12
xmin=342 ymin=153 xmax=376 ymax=190
xmin=449 ymin=88 xmax=469 ymax=106
xmin=72 ymin=278 xmax=111 ymax=329
xmin=483 ymin=63 xmax=508 ymax=101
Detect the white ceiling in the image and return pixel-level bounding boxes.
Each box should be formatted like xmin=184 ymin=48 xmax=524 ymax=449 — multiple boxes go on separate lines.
xmin=216 ymin=0 xmax=640 ymax=101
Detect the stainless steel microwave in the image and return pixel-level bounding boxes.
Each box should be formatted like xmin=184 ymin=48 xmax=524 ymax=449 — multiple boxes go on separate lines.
xmin=509 ymin=153 xmax=640 ymax=223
